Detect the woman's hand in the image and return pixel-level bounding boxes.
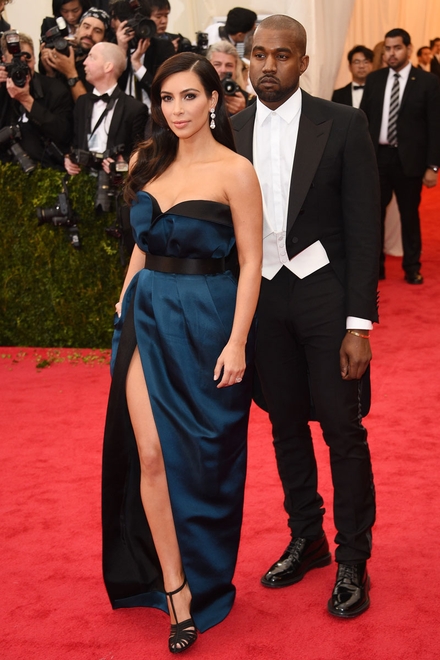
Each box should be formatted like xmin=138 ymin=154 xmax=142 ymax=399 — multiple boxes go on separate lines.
xmin=115 ymin=301 xmax=122 ymax=318
xmin=213 ymin=341 xmax=246 ymax=388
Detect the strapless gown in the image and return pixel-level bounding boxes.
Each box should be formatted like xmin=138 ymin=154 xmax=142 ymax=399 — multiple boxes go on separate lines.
xmin=102 ymin=191 xmax=255 ymax=632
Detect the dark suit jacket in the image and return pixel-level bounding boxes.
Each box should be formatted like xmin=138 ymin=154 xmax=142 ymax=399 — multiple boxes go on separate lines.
xmin=0 ymin=72 xmax=74 ymax=168
xmin=360 ymin=65 xmax=440 ymax=176
xmin=73 ymin=87 xmax=148 ymax=161
xmin=431 ymin=56 xmax=440 ymax=79
xmin=118 ymin=38 xmax=175 ymax=100
xmin=231 ymin=91 xmax=380 ymax=323
xmin=331 ymin=82 xmax=353 ymax=106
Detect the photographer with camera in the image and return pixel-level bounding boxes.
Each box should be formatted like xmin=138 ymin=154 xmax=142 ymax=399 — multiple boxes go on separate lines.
xmin=149 ymin=0 xmax=191 ymax=54
xmin=109 ymin=0 xmax=174 ymax=108
xmin=64 ymin=41 xmax=147 ymax=220
xmin=0 ymin=30 xmax=73 ymax=170
xmin=40 ymin=1 xmax=92 ymax=39
xmin=207 ymin=41 xmax=253 ymax=116
xmin=40 ymin=7 xmax=110 ymax=102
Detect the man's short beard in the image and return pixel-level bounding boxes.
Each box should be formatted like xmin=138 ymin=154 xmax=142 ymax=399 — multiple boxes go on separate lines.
xmin=253 ymin=83 xmax=295 ymax=105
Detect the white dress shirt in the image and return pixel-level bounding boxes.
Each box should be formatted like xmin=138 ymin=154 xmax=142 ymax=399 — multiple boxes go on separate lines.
xmin=351 ymin=83 xmax=365 ymax=109
xmin=253 ymin=88 xmax=372 ymax=330
xmin=379 ymin=61 xmax=412 ymax=145
xmin=88 ymin=83 xmax=119 ymax=154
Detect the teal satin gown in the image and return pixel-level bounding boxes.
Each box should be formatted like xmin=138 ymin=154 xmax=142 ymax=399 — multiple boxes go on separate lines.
xmin=102 ymin=191 xmax=256 ymax=632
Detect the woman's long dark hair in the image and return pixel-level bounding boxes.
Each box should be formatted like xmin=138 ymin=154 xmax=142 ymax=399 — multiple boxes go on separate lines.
xmin=125 ymin=52 xmax=236 ymax=204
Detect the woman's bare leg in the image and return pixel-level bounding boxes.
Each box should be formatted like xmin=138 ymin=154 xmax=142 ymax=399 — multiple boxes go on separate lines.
xmin=126 ymin=347 xmax=194 ymax=633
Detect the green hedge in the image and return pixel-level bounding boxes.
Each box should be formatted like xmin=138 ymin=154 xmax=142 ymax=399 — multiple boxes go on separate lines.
xmin=0 ymin=163 xmax=125 ymax=347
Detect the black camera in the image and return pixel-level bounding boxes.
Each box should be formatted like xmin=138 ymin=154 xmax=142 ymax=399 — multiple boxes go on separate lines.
xmin=41 ymin=17 xmax=71 ymax=57
xmin=0 ymin=125 xmax=36 ymax=173
xmin=222 ymin=73 xmax=240 ymax=96
xmin=194 ymin=32 xmax=209 ymax=57
xmin=70 ymin=145 xmax=128 ymax=213
xmin=2 ymin=31 xmax=31 ymax=88
xmin=36 ymin=179 xmax=81 ymax=248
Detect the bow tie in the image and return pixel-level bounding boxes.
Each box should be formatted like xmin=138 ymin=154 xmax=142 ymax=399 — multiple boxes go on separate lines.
xmin=91 ymin=93 xmax=110 ymax=103
xmin=352 ymin=85 xmax=365 ymax=91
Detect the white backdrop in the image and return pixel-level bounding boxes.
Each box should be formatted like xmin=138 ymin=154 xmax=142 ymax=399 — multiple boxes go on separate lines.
xmin=4 ymin=0 xmax=440 ymax=98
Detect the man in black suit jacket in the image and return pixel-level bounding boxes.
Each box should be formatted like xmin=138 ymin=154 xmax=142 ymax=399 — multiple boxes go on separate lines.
xmin=65 ymin=41 xmax=147 ymax=175
xmin=232 ymin=15 xmax=380 ymax=619
xmin=0 ymin=31 xmax=73 ymax=169
xmin=361 ymin=28 xmax=440 ymax=284
xmin=332 ymin=45 xmax=373 ymax=108
xmin=430 ymin=38 xmax=440 ymax=78
xmin=109 ymin=0 xmax=174 ymax=107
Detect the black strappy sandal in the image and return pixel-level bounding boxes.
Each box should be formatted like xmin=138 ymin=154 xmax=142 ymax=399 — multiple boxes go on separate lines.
xmin=166 ymin=577 xmax=198 ymax=654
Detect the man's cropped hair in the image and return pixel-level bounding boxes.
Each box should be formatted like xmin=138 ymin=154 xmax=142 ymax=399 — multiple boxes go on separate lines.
xmin=52 ymin=0 xmax=91 ymax=16
xmin=347 ymin=45 xmax=374 ymax=63
xmin=150 ymin=0 xmax=170 ymax=10
xmin=385 ymin=28 xmax=411 ymax=46
xmin=417 ymin=46 xmax=430 ymax=57
xmin=225 ymin=7 xmax=256 ymax=36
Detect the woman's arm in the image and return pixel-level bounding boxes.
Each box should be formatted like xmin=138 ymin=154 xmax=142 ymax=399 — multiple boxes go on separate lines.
xmin=214 ymin=157 xmax=263 ymax=388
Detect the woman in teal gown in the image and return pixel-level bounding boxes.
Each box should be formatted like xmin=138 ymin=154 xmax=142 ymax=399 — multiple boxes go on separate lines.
xmin=102 ymin=53 xmax=262 ymax=653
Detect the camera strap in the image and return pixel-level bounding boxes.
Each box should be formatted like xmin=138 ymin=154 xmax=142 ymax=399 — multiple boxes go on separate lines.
xmin=88 ymin=87 xmax=122 ymax=139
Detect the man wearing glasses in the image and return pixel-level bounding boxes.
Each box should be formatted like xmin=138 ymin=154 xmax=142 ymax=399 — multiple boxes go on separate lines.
xmin=332 ymin=45 xmax=374 ymax=108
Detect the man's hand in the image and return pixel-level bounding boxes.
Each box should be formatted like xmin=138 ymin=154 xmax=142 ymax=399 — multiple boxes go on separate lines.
xmin=0 ymin=64 xmax=9 ymax=84
xmin=225 ymin=91 xmax=246 ymax=116
xmin=5 ymin=75 xmax=34 ymax=112
xmin=64 ymin=155 xmax=81 ymax=176
xmin=130 ymin=38 xmax=151 ymax=72
xmin=423 ymin=168 xmax=438 ymax=188
xmin=115 ymin=20 xmax=133 ymax=53
xmin=45 ymin=45 xmax=78 ymax=79
xmin=339 ymin=331 xmax=372 ymax=380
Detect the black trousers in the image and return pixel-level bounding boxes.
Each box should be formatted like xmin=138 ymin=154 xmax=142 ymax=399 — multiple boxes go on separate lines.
xmin=377 ymin=146 xmax=423 ymax=275
xmin=256 ymin=265 xmax=376 ymax=563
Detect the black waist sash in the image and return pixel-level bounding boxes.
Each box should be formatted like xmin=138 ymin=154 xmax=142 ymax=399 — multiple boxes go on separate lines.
xmin=145 ymin=254 xmax=226 ymax=275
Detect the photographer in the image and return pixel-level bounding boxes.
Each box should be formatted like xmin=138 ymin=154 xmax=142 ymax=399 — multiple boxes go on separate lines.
xmin=109 ymin=0 xmax=174 ymax=107
xmin=0 ymin=31 xmax=73 ymax=169
xmin=64 ymin=41 xmax=147 ymax=183
xmin=40 ymin=7 xmax=110 ymax=101
xmin=207 ymin=41 xmax=253 ymax=116
xmin=149 ymin=0 xmax=190 ymax=54
xmin=40 ymin=1 xmax=92 ymax=39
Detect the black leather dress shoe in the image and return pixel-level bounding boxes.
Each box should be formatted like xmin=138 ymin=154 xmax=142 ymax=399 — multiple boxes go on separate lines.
xmin=404 ymin=272 xmax=424 ymax=284
xmin=327 ymin=562 xmax=370 ymax=618
xmin=261 ymin=535 xmax=331 ymax=588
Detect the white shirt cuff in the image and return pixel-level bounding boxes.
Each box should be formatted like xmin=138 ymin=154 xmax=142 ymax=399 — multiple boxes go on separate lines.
xmin=134 ymin=65 xmax=147 ymax=80
xmin=346 ymin=317 xmax=373 ymax=330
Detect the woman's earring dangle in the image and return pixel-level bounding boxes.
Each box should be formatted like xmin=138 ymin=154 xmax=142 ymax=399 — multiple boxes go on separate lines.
xmin=210 ymin=108 xmax=216 ymax=130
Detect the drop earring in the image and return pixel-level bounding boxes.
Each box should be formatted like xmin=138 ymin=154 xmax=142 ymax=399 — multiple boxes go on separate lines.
xmin=210 ymin=108 xmax=216 ymax=130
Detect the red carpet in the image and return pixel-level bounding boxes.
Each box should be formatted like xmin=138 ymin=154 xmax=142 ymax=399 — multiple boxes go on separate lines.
xmin=2 ymin=185 xmax=440 ymax=659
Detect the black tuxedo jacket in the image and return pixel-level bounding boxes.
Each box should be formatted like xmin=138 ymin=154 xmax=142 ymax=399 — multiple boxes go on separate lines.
xmin=360 ymin=65 xmax=440 ymax=176
xmin=73 ymin=87 xmax=148 ymax=161
xmin=0 ymin=72 xmax=73 ymax=168
xmin=231 ymin=91 xmax=380 ymax=323
xmin=331 ymin=82 xmax=353 ymax=106
xmin=431 ymin=56 xmax=440 ymax=79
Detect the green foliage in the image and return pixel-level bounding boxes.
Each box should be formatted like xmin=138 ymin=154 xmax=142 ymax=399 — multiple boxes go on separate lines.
xmin=0 ymin=163 xmax=125 ymax=347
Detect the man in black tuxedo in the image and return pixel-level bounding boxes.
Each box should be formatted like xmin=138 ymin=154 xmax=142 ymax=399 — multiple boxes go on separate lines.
xmin=232 ymin=15 xmax=380 ymax=619
xmin=361 ymin=28 xmax=440 ymax=284
xmin=64 ymin=41 xmax=147 ymax=175
xmin=332 ymin=45 xmax=373 ymax=108
xmin=430 ymin=38 xmax=440 ymax=78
